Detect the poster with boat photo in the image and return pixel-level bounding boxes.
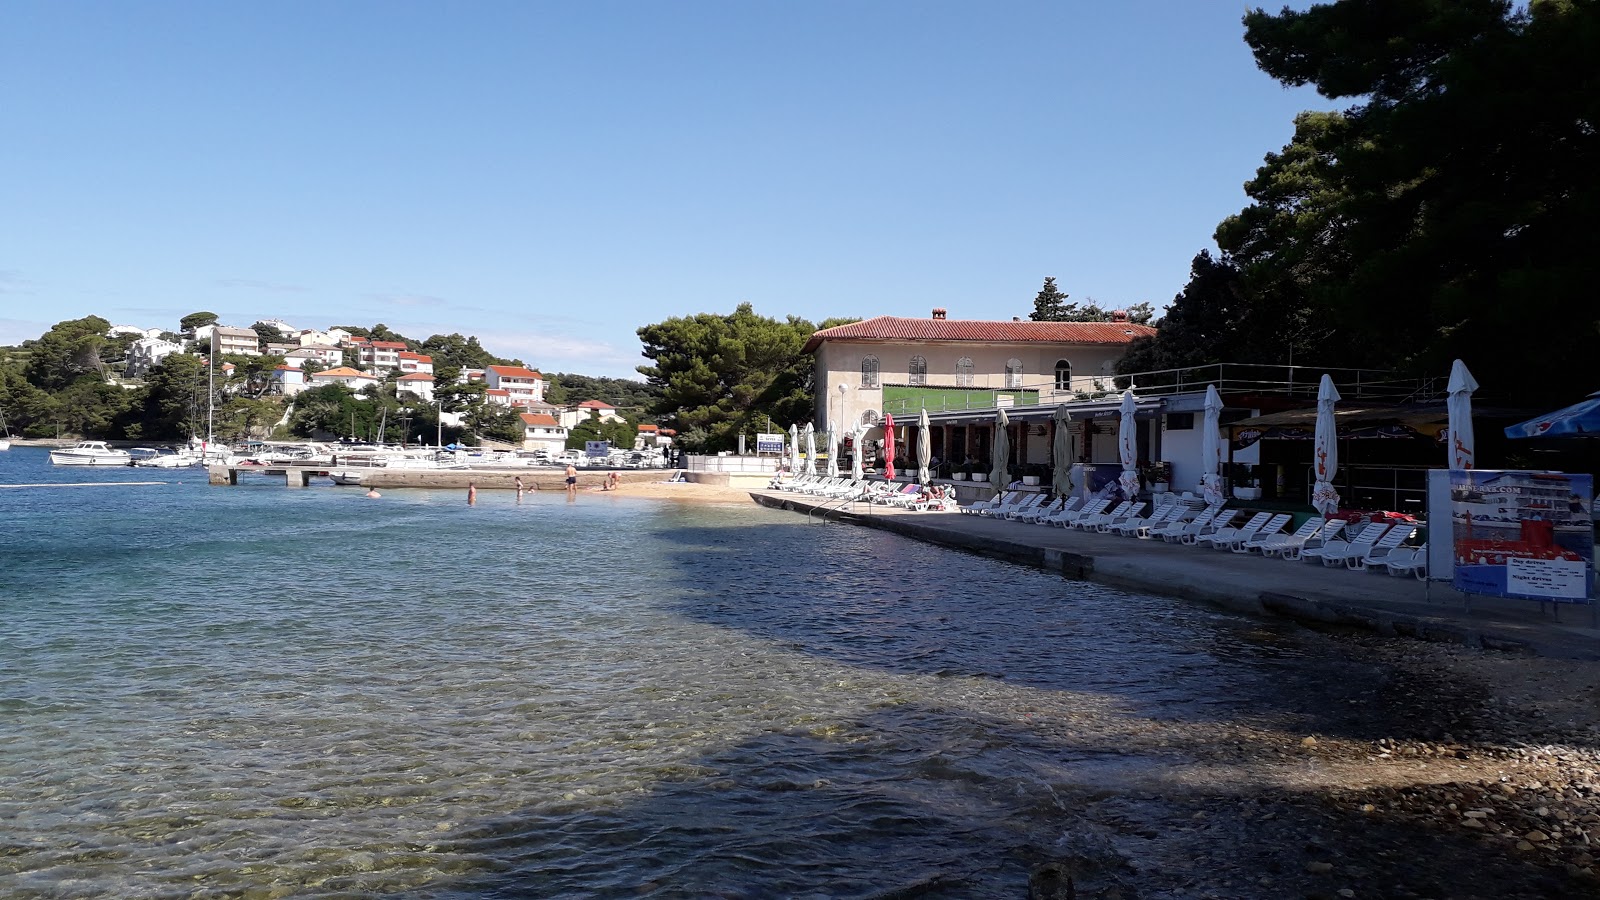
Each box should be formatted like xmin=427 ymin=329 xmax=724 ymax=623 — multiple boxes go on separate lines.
xmin=1449 ymin=471 xmax=1594 ymax=602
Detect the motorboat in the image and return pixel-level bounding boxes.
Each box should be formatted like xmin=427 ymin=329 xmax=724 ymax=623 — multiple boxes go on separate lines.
xmin=49 ymin=441 xmax=133 ymax=466
xmin=130 ymin=447 xmax=204 ymax=468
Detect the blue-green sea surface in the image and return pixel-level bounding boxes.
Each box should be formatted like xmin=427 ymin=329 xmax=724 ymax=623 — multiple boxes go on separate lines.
xmin=2 ymin=447 xmax=1383 ymax=898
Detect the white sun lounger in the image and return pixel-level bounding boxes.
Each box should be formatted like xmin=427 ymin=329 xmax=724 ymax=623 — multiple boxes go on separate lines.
xmin=1121 ymin=502 xmax=1187 ymax=538
xmin=1154 ymin=505 xmax=1222 ymax=543
xmin=980 ymin=492 xmax=1031 ymax=518
xmin=1035 ymin=496 xmax=1087 ymax=525
xmin=1265 ymin=519 xmax=1346 ymax=560
xmin=1306 ymin=522 xmax=1393 ymax=567
xmin=1019 ymin=497 xmax=1067 ymax=524
xmin=1348 ymin=525 xmax=1417 ymax=570
xmin=1252 ymin=517 xmax=1325 ymax=557
xmin=1382 ymin=543 xmax=1429 ymax=579
xmin=1094 ymin=501 xmax=1150 ymax=533
xmin=1073 ymin=500 xmax=1134 ymax=531
xmin=1050 ymin=497 xmax=1108 ymax=527
xmin=958 ymin=491 xmax=1008 ymax=515
xmin=1001 ymin=494 xmax=1047 ymax=520
xmin=1193 ymin=512 xmax=1271 ymax=550
xmin=1231 ymin=514 xmax=1294 ymax=553
xmin=1175 ymin=509 xmax=1239 ymax=544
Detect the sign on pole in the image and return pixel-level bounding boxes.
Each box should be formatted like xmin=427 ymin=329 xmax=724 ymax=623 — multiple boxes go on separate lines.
xmin=1449 ymin=470 xmax=1594 ymax=602
xmin=585 ymin=440 xmax=610 ymax=458
xmin=755 ymin=432 xmax=785 ymax=455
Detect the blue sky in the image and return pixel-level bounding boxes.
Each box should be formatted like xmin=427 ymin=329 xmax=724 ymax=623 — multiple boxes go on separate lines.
xmin=0 ymin=1 xmax=1324 ymax=378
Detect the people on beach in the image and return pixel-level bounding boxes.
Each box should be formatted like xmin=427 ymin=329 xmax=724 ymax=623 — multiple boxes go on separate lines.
xmin=565 ymin=464 xmax=577 ymax=498
xmin=515 ymin=476 xmax=525 ymax=501
xmin=605 ymin=472 xmax=620 ymax=491
xmin=467 ymin=481 xmax=477 ymax=505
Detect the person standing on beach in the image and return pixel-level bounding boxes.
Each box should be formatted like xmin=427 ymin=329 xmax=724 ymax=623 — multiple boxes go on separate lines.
xmin=565 ymin=463 xmax=578 ymax=499
xmin=467 ymin=481 xmax=477 ymax=505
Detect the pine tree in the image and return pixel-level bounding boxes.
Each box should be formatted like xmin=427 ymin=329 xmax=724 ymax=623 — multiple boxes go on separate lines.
xmin=1028 ymin=277 xmax=1071 ymax=322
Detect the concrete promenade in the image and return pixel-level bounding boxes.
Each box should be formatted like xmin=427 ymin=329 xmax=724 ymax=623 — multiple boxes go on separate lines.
xmin=749 ymin=489 xmax=1600 ymax=661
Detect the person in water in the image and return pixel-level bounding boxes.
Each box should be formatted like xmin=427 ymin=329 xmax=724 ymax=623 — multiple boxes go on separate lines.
xmin=515 ymin=476 xmax=525 ymax=501
xmin=565 ymin=464 xmax=578 ymax=498
xmin=467 ymin=481 xmax=477 ymax=505
xmin=365 ymin=488 xmax=381 ymax=499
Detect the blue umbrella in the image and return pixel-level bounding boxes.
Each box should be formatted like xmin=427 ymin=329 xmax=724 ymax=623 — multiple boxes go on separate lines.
xmin=1505 ymin=391 xmax=1600 ymax=439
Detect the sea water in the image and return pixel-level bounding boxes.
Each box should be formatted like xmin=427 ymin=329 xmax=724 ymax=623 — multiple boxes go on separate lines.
xmin=1 ymin=446 xmax=1359 ymax=897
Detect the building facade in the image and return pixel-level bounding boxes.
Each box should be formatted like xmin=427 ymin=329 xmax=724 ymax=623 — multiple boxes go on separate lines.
xmin=211 ymin=326 xmax=261 ymax=357
xmin=484 ymin=365 xmax=545 ymax=405
xmin=805 ymin=309 xmax=1156 ymax=437
xmin=125 ymin=337 xmax=185 ymax=377
xmin=520 ymin=413 xmax=569 ymax=454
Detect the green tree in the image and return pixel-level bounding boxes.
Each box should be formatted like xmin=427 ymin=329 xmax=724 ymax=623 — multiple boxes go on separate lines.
xmin=419 ymin=333 xmax=513 ymax=370
xmin=636 ymin=303 xmax=823 ymax=452
xmin=140 ymin=353 xmax=208 ymax=439
xmin=1028 ymin=277 xmax=1072 ymax=321
xmin=24 ymin=316 xmax=112 ymax=391
xmin=1231 ymin=0 xmax=1600 ymax=398
xmin=180 ymin=311 xmax=218 ymax=332
xmin=251 ymin=322 xmax=286 ymax=351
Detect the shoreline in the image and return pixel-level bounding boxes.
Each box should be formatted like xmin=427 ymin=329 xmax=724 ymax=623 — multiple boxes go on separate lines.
xmin=748 ymin=489 xmax=1600 ymax=662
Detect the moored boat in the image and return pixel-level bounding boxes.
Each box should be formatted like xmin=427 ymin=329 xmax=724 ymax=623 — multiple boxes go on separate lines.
xmin=49 ymin=441 xmax=133 ymax=466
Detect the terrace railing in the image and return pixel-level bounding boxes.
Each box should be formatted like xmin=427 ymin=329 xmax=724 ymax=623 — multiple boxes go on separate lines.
xmin=880 ymin=362 xmax=1439 ymax=418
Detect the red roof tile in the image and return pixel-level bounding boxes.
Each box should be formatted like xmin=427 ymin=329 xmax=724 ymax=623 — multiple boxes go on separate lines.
xmin=577 ymin=399 xmax=614 ymax=408
xmin=485 ymin=388 xmax=510 ymax=396
xmin=519 ymin=413 xmax=559 ymax=426
xmin=366 ymin=340 xmax=408 ymax=349
xmin=487 ymin=364 xmax=544 ymax=380
xmin=398 ymin=351 xmax=432 ymax=361
xmin=397 ymin=372 xmax=433 ymax=381
xmin=801 ymin=316 xmax=1156 ymax=353
xmin=310 ymin=366 xmax=371 ymax=378
xmin=636 ymin=423 xmax=659 ymax=431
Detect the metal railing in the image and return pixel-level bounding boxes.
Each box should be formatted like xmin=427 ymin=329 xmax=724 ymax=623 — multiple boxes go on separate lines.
xmin=880 ymin=362 xmax=1438 ymax=418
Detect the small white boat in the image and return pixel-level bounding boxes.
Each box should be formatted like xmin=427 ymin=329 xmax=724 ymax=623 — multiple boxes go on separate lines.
xmin=49 ymin=441 xmax=133 ymax=466
xmin=0 ymin=439 xmax=10 ymax=452
xmin=131 ymin=447 xmax=204 ymax=468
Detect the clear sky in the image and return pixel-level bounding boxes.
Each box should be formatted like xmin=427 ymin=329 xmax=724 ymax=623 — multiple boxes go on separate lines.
xmin=1 ymin=1 xmax=1324 ymax=378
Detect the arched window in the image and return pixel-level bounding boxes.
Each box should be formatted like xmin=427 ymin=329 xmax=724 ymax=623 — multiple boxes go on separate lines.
xmin=955 ymin=357 xmax=974 ymax=387
xmin=860 ymin=355 xmax=880 ymax=389
xmin=1054 ymin=359 xmax=1073 ymax=390
xmin=1005 ymin=358 xmax=1023 ymax=389
xmin=859 ymin=409 xmax=880 ymax=427
xmin=908 ymin=355 xmax=927 ymax=386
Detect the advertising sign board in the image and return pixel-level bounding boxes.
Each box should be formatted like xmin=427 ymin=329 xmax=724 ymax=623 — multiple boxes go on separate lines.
xmin=1449 ymin=470 xmax=1593 ymax=602
xmin=756 ymin=433 xmax=785 ymax=455
xmin=585 ymin=441 xmax=610 ymax=458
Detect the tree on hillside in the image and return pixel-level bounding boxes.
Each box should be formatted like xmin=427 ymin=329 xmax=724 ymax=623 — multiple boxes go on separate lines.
xmin=251 ymin=322 xmax=285 ymax=351
xmin=544 ymin=373 xmax=661 ymax=411
xmin=636 ymin=303 xmax=826 ymax=452
xmin=180 ymin=311 xmax=218 ymax=332
xmin=24 ymin=316 xmax=112 ymax=391
xmin=420 ymin=333 xmax=513 ymax=370
xmin=140 ymin=353 xmax=208 ymax=439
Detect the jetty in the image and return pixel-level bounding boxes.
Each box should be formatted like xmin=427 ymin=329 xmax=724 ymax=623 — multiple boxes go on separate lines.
xmin=206 ymin=464 xmax=665 ymax=491
xmin=749 ymin=488 xmax=1600 ymax=662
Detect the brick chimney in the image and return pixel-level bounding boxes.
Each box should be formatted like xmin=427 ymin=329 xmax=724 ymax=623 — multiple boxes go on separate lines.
xmin=931 ymin=308 xmax=947 ymax=320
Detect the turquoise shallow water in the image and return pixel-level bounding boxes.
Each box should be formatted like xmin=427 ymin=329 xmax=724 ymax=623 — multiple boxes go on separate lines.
xmin=1 ymin=447 xmax=1376 ymax=898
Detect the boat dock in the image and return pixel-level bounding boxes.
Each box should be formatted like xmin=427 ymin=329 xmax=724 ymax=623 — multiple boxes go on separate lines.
xmin=205 ymin=464 xmax=669 ymax=490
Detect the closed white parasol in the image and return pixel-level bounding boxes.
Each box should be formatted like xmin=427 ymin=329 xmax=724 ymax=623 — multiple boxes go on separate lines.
xmin=1447 ymin=359 xmax=1478 ymax=470
xmin=1118 ymin=390 xmax=1140 ymax=500
xmin=990 ymin=407 xmax=1009 ymax=498
xmin=1051 ymin=405 xmax=1073 ymax=497
xmin=850 ymin=422 xmax=865 ymax=482
xmin=788 ymin=423 xmax=800 ymax=475
xmin=826 ymin=426 xmax=839 ymax=478
xmin=1311 ymin=374 xmax=1341 ymax=516
xmin=1200 ymin=384 xmax=1224 ymax=506
xmin=917 ymin=407 xmax=932 ymax=485
xmin=803 ymin=422 xmax=816 ymax=476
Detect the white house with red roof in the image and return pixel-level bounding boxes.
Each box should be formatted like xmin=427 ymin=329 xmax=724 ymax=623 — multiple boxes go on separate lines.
xmin=519 ymin=413 xmax=568 ymax=454
xmin=805 ymin=308 xmax=1156 ymax=435
xmin=485 ymin=364 xmax=545 ymax=404
xmin=350 ymin=339 xmax=407 ymax=372
xmin=633 ymin=423 xmax=674 ymax=450
xmin=398 ymin=351 xmax=434 ymax=376
xmin=281 ymin=346 xmax=344 ymax=369
xmin=272 ymin=365 xmax=308 ymax=397
xmin=396 ymin=372 xmax=435 ymax=402
xmin=559 ymin=399 xmax=624 ymax=429
xmin=307 ymin=366 xmax=380 ymax=393
xmin=484 ymin=388 xmax=512 ymax=406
